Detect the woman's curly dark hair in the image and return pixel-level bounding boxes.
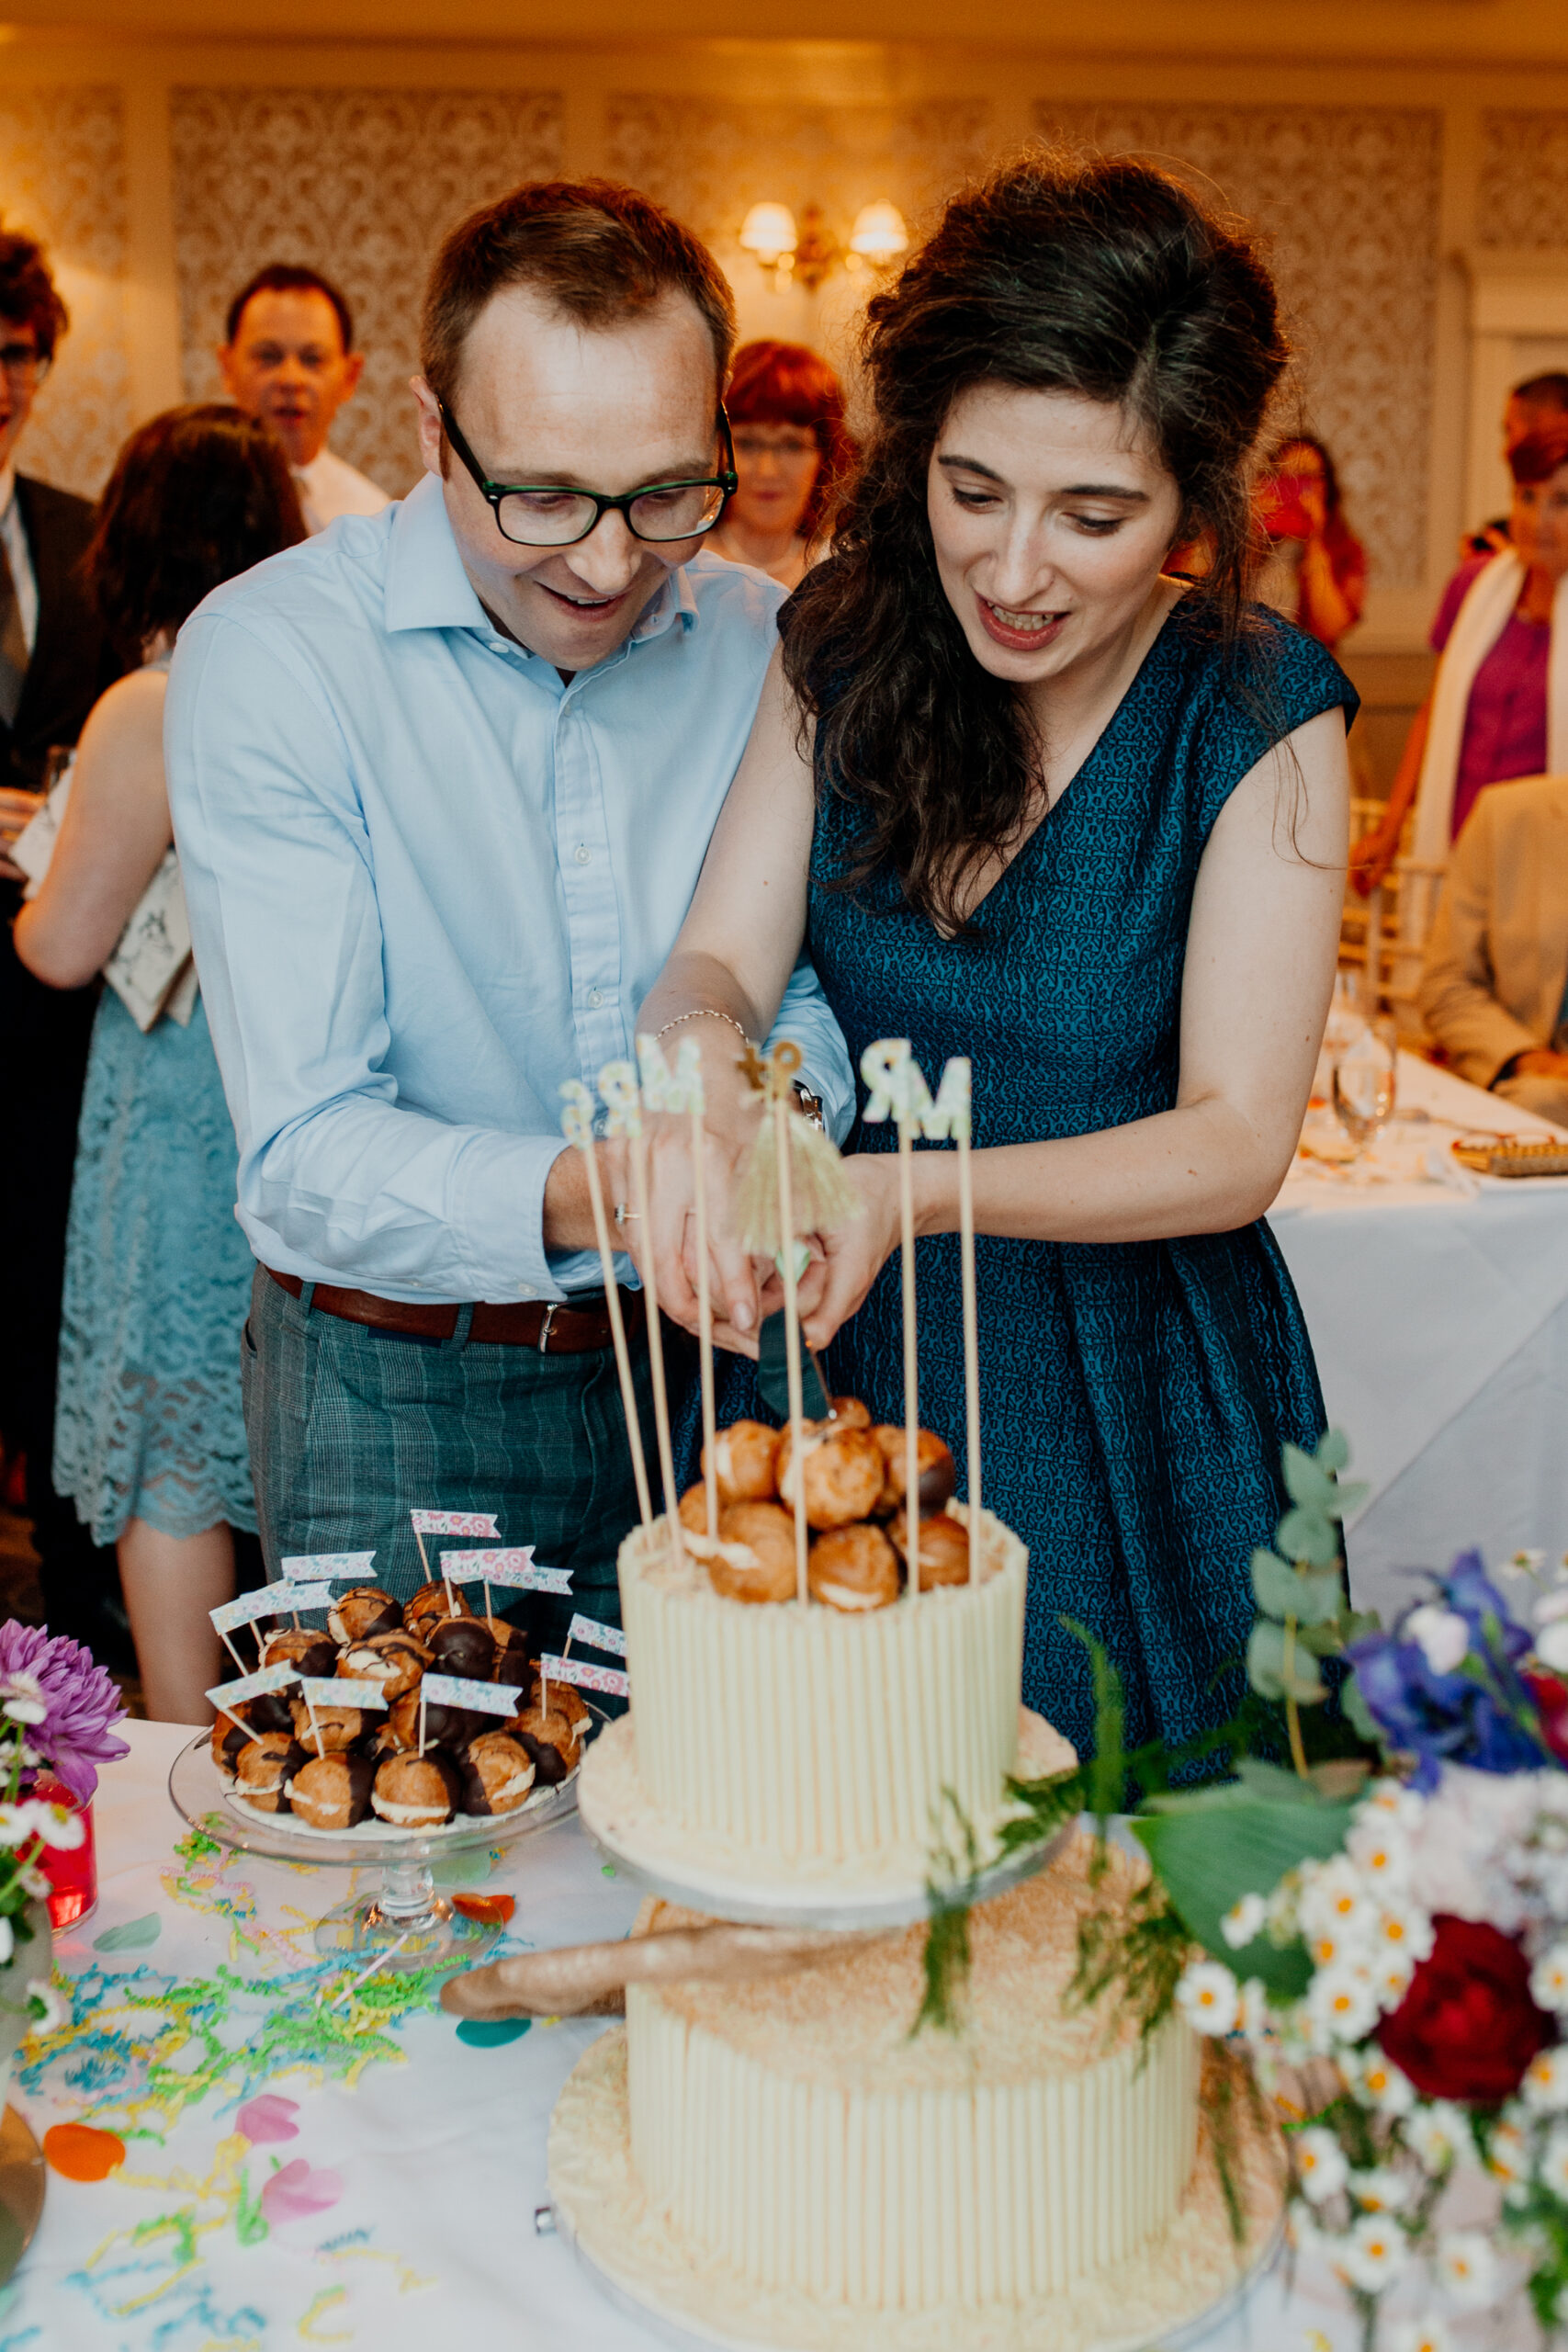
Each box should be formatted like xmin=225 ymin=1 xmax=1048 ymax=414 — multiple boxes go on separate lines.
xmin=781 ymin=147 xmax=1291 ymax=933
xmin=83 ymin=402 xmax=305 ymax=660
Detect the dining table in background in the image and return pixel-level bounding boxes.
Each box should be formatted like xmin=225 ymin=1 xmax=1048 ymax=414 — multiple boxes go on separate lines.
xmin=0 ymin=1720 xmax=1517 ymax=2350
xmin=1270 ymin=1050 xmax=1568 ymax=1623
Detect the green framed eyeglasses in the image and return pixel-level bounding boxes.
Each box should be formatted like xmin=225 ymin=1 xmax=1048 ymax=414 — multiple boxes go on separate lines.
xmin=438 ymin=400 xmax=738 ymax=548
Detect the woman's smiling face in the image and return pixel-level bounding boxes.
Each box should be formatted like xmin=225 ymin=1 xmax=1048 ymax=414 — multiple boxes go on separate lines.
xmin=926 ymin=381 xmax=1184 ymax=690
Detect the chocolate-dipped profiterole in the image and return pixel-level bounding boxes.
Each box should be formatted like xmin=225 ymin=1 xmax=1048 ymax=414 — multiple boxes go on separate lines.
xmin=388 ymin=1689 xmax=479 ymax=1754
xmin=339 ymin=1630 xmax=429 ymax=1703
xmin=327 ymin=1586 xmax=402 ymax=1645
xmin=233 ymin=1732 xmax=309 ymax=1812
xmin=247 ymin=1684 xmax=298 ymax=1736
xmin=807 ymin=1521 xmax=901 ymax=1612
xmin=427 ymin=1616 xmax=496 ymax=1682
xmin=481 ymin=1617 xmax=534 ymax=1686
xmin=263 ymin=1629 xmax=339 ymax=1680
xmin=403 ymin=1580 xmax=472 ymax=1643
xmin=508 ymin=1700 xmax=581 ymax=1785
xmin=288 ymin=1751 xmax=375 ymax=1831
xmin=459 ymin=1731 xmax=536 ymax=1816
xmin=776 ymin=1419 xmax=886 ymax=1530
xmin=889 ymin=1507 xmax=972 ymax=1589
xmin=871 ymin=1426 xmax=958 ymax=1520
xmin=291 ymin=1700 xmax=366 ymax=1757
xmin=678 ymin=1483 xmax=716 ymax=1536
xmin=210 ymin=1708 xmax=253 ymax=1781
xmin=703 ymin=1501 xmax=797 ymax=1604
xmin=371 ymin=1749 xmax=463 ymax=1828
xmin=827 ymin=1395 xmax=871 ymax=1429
xmin=703 ymin=1420 xmax=780 ymax=1506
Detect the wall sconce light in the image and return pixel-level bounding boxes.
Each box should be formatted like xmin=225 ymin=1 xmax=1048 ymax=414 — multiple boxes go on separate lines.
xmin=739 ymin=198 xmax=908 ymax=292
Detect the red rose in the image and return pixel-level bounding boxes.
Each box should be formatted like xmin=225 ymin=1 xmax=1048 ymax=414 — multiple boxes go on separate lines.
xmin=1379 ymin=1915 xmax=1551 ymax=2103
xmin=1525 ymin=1670 xmax=1568 ymax=1768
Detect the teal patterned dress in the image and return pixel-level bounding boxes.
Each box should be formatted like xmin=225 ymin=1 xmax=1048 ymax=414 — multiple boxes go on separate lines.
xmin=53 ymin=981 xmax=257 ymax=1545
xmin=807 ymin=602 xmax=1357 ymax=1759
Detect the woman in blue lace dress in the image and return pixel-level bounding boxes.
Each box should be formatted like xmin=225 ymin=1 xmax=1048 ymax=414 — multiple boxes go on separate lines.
xmin=637 ymin=152 xmax=1354 ymax=1760
xmin=16 ymin=409 xmax=303 ymax=1716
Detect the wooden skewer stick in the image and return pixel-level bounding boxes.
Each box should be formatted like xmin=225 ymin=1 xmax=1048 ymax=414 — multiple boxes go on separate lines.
xmin=957 ymin=1121 xmax=980 ymax=1581
xmin=692 ymin=1092 xmax=719 ymax=1540
xmin=220 ymin=1630 xmax=249 ymax=1679
xmin=563 ymin=1087 xmax=653 ymax=1527
xmin=898 ymin=1110 xmax=919 ymax=1597
xmin=629 ymin=1125 xmax=683 ymax=1565
xmin=412 ymin=1523 xmax=435 ymax=1591
xmin=774 ymin=1086 xmax=810 ymax=1606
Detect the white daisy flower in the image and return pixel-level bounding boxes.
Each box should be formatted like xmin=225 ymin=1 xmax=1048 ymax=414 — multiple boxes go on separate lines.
xmin=1405 ymin=2102 xmax=1467 ymax=2172
xmin=1359 ymin=1778 xmax=1426 ymax=1832
xmin=1537 ymin=2123 xmax=1568 ymax=2199
xmin=0 ymin=1805 xmax=36 ymax=1849
xmin=1369 ymin=1903 xmax=1435 ymax=1969
xmin=1539 ymin=1622 xmax=1568 ymax=1674
xmin=1293 ymin=2126 xmax=1348 ymax=2206
xmin=1306 ymin=1962 xmax=1379 ymax=2051
xmin=1488 ymin=2121 xmax=1529 ymax=2184
xmin=0 ymin=1675 xmax=47 ymax=1727
xmin=1523 ymin=2046 xmax=1568 ymax=2114
xmin=1335 ymin=2211 xmax=1410 ymax=2293
xmin=1388 ymin=2323 xmax=1452 ymax=2352
xmin=1175 ymin=1960 xmax=1239 ymax=2038
xmin=1352 ymin=2051 xmax=1416 ymax=2115
xmin=24 ymin=1802 xmax=84 ymax=1852
xmin=26 ymin=1982 xmax=64 ymax=2036
xmin=1405 ymin=1603 xmax=1470 ymax=1676
xmin=1299 ymin=1857 xmax=1377 ymax=1950
xmin=1368 ymin=1951 xmax=1416 ymax=2009
xmin=1235 ymin=1976 xmax=1272 ymax=2045
xmin=1346 ymin=1816 xmax=1412 ymax=1892
xmin=1221 ymin=1892 xmax=1267 ymax=1950
xmin=1435 ymin=2228 xmax=1499 ymax=2309
xmin=1349 ymin=2165 xmax=1411 ymax=2213
xmin=0 ymin=1917 xmax=13 ymax=1966
xmin=1534 ymin=1944 xmax=1568 ymax=2015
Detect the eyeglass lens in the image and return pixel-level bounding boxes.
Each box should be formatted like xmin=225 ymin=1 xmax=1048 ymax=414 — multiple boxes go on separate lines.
xmin=494 ymin=481 xmax=728 ymax=547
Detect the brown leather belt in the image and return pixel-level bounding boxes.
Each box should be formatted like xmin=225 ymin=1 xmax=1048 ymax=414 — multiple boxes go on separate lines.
xmin=265 ymin=1268 xmax=646 ymax=1353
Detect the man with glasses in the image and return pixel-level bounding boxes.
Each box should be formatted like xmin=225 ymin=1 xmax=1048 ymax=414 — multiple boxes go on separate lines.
xmin=0 ymin=230 xmax=127 ymax=1668
xmin=166 ymin=179 xmax=852 ymax=1634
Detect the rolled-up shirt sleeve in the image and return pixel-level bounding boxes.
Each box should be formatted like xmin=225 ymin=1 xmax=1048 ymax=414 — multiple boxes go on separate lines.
xmin=167 ymin=612 xmax=566 ymax=1302
xmin=771 ymin=953 xmax=855 ymax=1145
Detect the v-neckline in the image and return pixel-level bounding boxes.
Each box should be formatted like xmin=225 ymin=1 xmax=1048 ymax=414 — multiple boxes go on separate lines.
xmin=945 ymin=591 xmax=1182 ymax=928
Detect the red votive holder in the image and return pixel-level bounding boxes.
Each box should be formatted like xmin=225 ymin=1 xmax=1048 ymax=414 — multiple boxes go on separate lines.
xmin=32 ymin=1775 xmax=97 ymax=1931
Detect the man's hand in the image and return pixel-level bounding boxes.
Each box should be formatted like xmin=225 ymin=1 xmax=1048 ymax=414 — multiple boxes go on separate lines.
xmin=1348 ymin=820 xmax=1400 ymax=899
xmin=0 ymin=786 xmax=43 ymax=885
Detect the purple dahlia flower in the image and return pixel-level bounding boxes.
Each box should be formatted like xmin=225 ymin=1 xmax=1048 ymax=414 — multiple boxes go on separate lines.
xmin=0 ymin=1623 xmax=129 ymax=1804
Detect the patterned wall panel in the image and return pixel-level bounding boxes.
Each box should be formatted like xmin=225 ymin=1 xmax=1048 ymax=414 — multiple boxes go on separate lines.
xmin=0 ymin=85 xmax=130 ymax=499
xmin=170 ymin=88 xmax=565 ymax=498
xmin=1478 ymin=111 xmax=1568 ymax=248
xmin=1037 ymin=104 xmax=1443 ymax=592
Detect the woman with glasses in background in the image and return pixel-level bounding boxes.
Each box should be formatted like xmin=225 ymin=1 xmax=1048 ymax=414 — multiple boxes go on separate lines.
xmin=706 ymin=341 xmax=857 ymax=590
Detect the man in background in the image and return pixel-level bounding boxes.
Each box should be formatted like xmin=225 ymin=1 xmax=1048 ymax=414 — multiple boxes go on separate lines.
xmin=1464 ymin=369 xmax=1568 ymax=558
xmin=219 ymin=263 xmax=389 ymax=534
xmin=0 ymin=228 xmax=128 ymax=1663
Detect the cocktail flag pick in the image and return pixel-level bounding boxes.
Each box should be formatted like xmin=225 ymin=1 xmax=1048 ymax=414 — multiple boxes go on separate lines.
xmin=863 ymin=1039 xmax=926 ymax=1595
xmin=560 ymin=1080 xmax=652 ymax=1527
xmin=921 ymin=1056 xmax=979 ymax=1579
xmin=279 ymin=1553 xmax=376 ymax=1582
xmin=440 ymin=1550 xmax=570 ymax=1596
xmin=567 ymin=1611 xmax=626 ymax=1657
xmin=601 ymin=1058 xmax=683 ymax=1566
xmin=638 ymin=1031 xmax=718 ymax=1538
xmin=540 ymin=1653 xmax=629 ymax=1699
xmin=422 ymin=1672 xmax=522 ymax=1716
xmin=298 ymin=1676 xmax=388 ymax=1711
xmin=410 ymin=1510 xmax=498 ymax=1610
xmin=206 ymin=1662 xmax=298 ymax=1710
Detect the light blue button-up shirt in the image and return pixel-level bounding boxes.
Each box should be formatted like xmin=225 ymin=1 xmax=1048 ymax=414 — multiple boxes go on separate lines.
xmin=166 ymin=473 xmax=852 ymax=1306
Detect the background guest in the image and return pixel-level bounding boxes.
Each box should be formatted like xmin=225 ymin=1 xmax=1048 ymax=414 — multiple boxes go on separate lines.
xmin=1254 ymin=433 xmax=1367 ymax=650
xmin=218 ymin=262 xmax=387 ymax=534
xmin=0 ymin=228 xmax=127 ymax=1666
xmin=1417 ymin=772 xmax=1568 ymax=1127
xmin=1353 ymin=422 xmax=1568 ymax=891
xmin=1463 ymin=369 xmax=1568 ymax=559
xmin=15 ymin=405 xmax=305 ymax=1722
xmin=706 ymin=339 xmax=855 ymax=588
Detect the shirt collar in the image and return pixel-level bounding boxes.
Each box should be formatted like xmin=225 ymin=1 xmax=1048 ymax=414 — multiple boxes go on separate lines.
xmin=0 ymin=463 xmax=16 ymax=526
xmin=382 ymin=471 xmax=702 ymax=654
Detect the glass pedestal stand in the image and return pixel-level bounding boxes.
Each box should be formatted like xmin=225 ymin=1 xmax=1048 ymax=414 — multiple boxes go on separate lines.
xmin=168 ymin=1733 xmax=585 ymax=1975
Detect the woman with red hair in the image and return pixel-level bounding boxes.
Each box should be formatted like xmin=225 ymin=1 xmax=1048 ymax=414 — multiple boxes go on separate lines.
xmin=708 ymin=340 xmax=856 ymax=589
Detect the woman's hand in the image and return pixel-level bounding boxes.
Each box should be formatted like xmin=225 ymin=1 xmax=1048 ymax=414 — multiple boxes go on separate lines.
xmin=0 ymin=786 xmax=43 ymax=884
xmin=797 ymin=1156 xmax=902 ymax=1352
xmin=1348 ymin=820 xmax=1401 ymax=898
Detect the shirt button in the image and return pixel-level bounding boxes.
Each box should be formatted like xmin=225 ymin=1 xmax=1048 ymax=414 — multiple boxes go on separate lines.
xmin=574 ymin=844 xmax=592 ymax=865
xmin=516 ymin=1283 xmax=535 ymax=1300
xmin=587 ymin=988 xmax=604 ymax=1009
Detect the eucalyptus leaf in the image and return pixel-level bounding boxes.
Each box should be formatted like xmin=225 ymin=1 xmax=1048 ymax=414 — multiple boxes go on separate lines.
xmin=1331 ymin=1480 xmax=1370 ymax=1519
xmin=1253 ymin=1555 xmax=1344 ymax=1627
xmin=1342 ymin=1675 xmax=1382 ymax=1746
xmin=1281 ymin=1443 xmax=1338 ymax=1515
xmin=1297 ymin=1622 xmax=1346 ymax=1657
xmin=1247 ymin=1619 xmax=1325 ymax=1704
xmin=1132 ymin=1797 xmax=1354 ymax=1996
xmin=1235 ymin=1758 xmax=1319 ymax=1804
xmin=1315 ymin=1430 xmax=1351 ymax=1474
xmin=1342 ymin=1610 xmax=1383 ymax=1644
xmin=1251 ymin=1549 xmax=1299 ymax=1622
xmin=1276 ymin=1505 xmax=1340 ymax=1569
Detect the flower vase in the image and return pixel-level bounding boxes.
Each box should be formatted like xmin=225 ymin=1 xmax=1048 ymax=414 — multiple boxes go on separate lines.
xmin=0 ymin=1899 xmax=53 ymax=2116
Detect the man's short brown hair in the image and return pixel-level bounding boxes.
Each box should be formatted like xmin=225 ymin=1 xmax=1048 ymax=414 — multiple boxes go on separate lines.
xmin=420 ymin=178 xmax=735 ymax=410
xmin=0 ymin=230 xmax=69 ymax=360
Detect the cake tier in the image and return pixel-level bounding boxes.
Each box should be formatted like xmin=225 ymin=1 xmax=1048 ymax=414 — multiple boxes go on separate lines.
xmin=626 ymin=1839 xmax=1201 ymax=2313
xmin=616 ymin=1505 xmax=1030 ymax=1870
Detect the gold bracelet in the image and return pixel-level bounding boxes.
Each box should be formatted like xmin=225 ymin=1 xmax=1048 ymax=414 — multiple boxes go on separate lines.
xmin=653 ymin=1008 xmax=751 ymax=1048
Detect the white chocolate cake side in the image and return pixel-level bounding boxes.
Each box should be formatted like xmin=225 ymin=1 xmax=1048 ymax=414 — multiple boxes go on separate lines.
xmin=620 ymin=1843 xmax=1203 ymax=2314
xmin=617 ymin=1505 xmax=1027 ymax=1867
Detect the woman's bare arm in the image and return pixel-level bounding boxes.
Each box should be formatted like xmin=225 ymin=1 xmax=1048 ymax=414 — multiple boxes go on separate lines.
xmin=14 ymin=668 xmax=173 ymax=989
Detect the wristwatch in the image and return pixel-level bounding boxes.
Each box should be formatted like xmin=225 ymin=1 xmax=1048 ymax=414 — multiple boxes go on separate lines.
xmin=790 ymin=1082 xmax=826 ymax=1133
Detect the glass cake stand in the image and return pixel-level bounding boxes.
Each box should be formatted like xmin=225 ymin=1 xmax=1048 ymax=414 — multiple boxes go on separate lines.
xmin=168 ymin=1731 xmax=585 ymax=1973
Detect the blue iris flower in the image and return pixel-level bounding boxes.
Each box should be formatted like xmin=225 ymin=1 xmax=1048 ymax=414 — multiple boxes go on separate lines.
xmin=1346 ymin=1551 xmax=1546 ymax=1792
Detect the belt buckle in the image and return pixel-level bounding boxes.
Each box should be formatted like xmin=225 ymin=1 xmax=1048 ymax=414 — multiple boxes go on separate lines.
xmin=537 ymin=1302 xmax=559 ymax=1355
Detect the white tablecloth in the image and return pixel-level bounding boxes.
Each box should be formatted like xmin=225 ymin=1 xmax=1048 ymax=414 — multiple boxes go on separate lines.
xmin=0 ymin=1723 xmax=1511 ymax=2351
xmin=1269 ymin=1054 xmax=1568 ymax=1623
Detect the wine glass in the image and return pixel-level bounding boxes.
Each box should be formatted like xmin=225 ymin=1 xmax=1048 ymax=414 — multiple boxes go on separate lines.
xmin=1333 ymin=1016 xmax=1398 ymax=1156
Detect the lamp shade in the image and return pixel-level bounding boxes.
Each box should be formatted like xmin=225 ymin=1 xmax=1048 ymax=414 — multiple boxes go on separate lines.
xmin=739 ymin=203 xmax=798 ymax=266
xmin=849 ymin=201 xmax=908 ymax=265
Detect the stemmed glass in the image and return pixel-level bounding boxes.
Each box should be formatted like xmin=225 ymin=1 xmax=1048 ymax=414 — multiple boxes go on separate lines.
xmin=1333 ymin=1014 xmax=1399 ymax=1158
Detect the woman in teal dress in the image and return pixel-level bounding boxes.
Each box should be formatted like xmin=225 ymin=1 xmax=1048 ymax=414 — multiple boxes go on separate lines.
xmin=637 ymin=151 xmax=1354 ymax=1760
xmin=16 ymin=407 xmax=303 ymax=1717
